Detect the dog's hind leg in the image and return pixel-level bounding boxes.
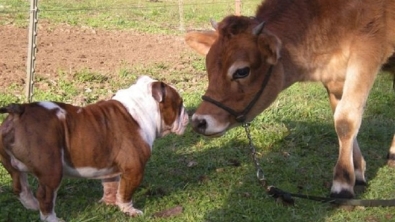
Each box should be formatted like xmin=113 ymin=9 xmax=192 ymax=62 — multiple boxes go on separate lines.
xmin=2 ymin=163 xmax=39 ymax=210
xmin=0 ymin=139 xmax=39 ymax=210
xmin=18 ymin=173 xmax=40 ymax=210
xmin=35 ymin=167 xmax=63 ymax=222
xmin=30 ymin=138 xmax=64 ymax=221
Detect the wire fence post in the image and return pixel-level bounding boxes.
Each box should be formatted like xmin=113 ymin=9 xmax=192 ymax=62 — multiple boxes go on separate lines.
xmin=178 ymin=0 xmax=184 ymax=31
xmin=26 ymin=0 xmax=39 ymax=102
xmin=235 ymin=0 xmax=241 ymax=15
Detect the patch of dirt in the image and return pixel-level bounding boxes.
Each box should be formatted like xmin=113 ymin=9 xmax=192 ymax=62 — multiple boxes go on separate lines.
xmin=0 ymin=22 xmax=190 ymax=90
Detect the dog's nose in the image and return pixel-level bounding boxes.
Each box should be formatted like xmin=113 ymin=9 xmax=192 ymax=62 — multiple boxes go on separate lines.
xmin=191 ymin=117 xmax=207 ymax=134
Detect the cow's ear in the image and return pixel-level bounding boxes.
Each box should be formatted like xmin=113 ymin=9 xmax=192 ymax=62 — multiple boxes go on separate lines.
xmin=185 ymin=30 xmax=218 ymax=56
xmin=151 ymin=82 xmax=165 ymax=102
xmin=257 ymin=31 xmax=282 ymax=65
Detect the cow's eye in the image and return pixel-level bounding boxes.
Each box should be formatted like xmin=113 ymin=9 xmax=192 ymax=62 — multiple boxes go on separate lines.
xmin=233 ymin=67 xmax=250 ymax=79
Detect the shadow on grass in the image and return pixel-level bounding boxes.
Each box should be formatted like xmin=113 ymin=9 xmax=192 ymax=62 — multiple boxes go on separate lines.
xmin=0 ymin=104 xmax=393 ymax=222
xmin=201 ymin=117 xmax=394 ymax=222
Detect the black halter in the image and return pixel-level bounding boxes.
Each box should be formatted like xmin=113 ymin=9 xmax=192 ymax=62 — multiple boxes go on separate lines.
xmin=202 ymin=65 xmax=274 ymax=123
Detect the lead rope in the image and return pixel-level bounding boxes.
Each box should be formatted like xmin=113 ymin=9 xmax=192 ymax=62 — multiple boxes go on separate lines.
xmin=242 ymin=123 xmax=267 ymax=186
xmin=242 ymin=123 xmax=395 ymax=207
xmin=242 ymin=123 xmax=295 ymax=206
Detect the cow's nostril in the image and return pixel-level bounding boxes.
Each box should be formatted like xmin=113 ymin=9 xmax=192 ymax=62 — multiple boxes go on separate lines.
xmin=192 ymin=118 xmax=207 ymax=133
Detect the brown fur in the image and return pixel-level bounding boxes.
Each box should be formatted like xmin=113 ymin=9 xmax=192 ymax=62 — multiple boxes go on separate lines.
xmin=0 ymin=79 xmax=187 ymax=221
xmin=0 ymin=101 xmax=150 ymax=218
xmin=185 ymin=0 xmax=395 ymax=198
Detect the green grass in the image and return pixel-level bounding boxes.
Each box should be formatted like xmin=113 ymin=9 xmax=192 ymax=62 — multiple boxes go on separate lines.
xmin=1 ymin=1 xmax=395 ymax=222
xmin=0 ymin=71 xmax=393 ymax=222
xmin=0 ymin=0 xmax=258 ymax=33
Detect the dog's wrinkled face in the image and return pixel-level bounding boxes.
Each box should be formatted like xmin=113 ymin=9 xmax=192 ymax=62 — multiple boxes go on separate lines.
xmin=151 ymin=80 xmax=189 ymax=137
xmin=113 ymin=75 xmax=189 ymax=141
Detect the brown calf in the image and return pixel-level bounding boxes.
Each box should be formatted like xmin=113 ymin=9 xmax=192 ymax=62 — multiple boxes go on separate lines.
xmin=185 ymin=0 xmax=395 ymax=198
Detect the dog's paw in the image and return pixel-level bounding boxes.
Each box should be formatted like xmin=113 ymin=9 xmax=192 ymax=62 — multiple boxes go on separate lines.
xmin=40 ymin=212 xmax=64 ymax=222
xmin=116 ymin=201 xmax=143 ymax=216
xmin=124 ymin=208 xmax=143 ymax=217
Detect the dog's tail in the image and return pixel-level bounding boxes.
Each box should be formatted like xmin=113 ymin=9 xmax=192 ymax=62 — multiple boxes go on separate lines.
xmin=0 ymin=104 xmax=25 ymax=115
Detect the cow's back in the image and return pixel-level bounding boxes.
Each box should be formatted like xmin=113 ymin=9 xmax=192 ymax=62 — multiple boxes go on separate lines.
xmin=255 ymin=0 xmax=395 ymax=81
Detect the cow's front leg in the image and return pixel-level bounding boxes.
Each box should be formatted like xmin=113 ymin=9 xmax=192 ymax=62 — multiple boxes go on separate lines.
xmin=331 ymin=130 xmax=367 ymax=198
xmin=324 ymin=80 xmax=367 ymax=198
xmin=352 ymin=139 xmax=367 ymax=186
xmin=331 ymin=132 xmax=356 ymax=198
xmin=329 ymin=56 xmax=377 ymax=198
xmin=116 ymin=172 xmax=144 ymax=216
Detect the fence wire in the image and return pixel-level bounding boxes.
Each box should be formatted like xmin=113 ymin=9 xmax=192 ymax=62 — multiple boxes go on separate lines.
xmin=0 ymin=0 xmax=259 ymax=102
xmin=0 ymin=1 xmax=256 ymax=14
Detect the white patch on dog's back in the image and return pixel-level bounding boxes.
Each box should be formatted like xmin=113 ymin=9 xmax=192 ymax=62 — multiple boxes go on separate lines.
xmin=38 ymin=101 xmax=66 ymax=120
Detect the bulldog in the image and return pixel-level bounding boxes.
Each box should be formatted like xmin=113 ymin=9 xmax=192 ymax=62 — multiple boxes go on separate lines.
xmin=0 ymin=75 xmax=189 ymax=222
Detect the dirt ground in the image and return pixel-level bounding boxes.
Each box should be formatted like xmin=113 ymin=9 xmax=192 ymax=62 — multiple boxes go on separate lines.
xmin=0 ymin=22 xmax=190 ymax=89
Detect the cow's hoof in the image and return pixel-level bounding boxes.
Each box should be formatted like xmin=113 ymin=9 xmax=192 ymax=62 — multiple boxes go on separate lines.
xmin=330 ymin=190 xmax=354 ymax=199
xmin=354 ymin=180 xmax=367 ymax=194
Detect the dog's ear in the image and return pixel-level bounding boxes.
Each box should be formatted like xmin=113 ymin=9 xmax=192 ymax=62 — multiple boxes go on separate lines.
xmin=151 ymin=82 xmax=165 ymax=102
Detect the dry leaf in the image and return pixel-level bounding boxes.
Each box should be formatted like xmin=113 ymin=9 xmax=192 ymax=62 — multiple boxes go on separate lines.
xmin=153 ymin=206 xmax=183 ymax=218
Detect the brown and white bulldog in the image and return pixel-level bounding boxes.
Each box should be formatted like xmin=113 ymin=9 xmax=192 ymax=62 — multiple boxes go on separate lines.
xmin=0 ymin=75 xmax=189 ymax=222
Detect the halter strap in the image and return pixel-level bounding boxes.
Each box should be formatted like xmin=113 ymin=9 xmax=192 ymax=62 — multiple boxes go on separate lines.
xmin=202 ymin=65 xmax=274 ymax=123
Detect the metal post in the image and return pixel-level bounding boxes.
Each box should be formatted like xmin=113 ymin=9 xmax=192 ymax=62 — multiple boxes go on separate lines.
xmin=235 ymin=0 xmax=241 ymax=16
xmin=178 ymin=0 xmax=184 ymax=31
xmin=26 ymin=0 xmax=39 ymax=102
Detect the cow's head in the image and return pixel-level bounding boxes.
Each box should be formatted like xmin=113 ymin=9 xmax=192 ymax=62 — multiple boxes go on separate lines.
xmin=185 ymin=15 xmax=283 ymax=137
